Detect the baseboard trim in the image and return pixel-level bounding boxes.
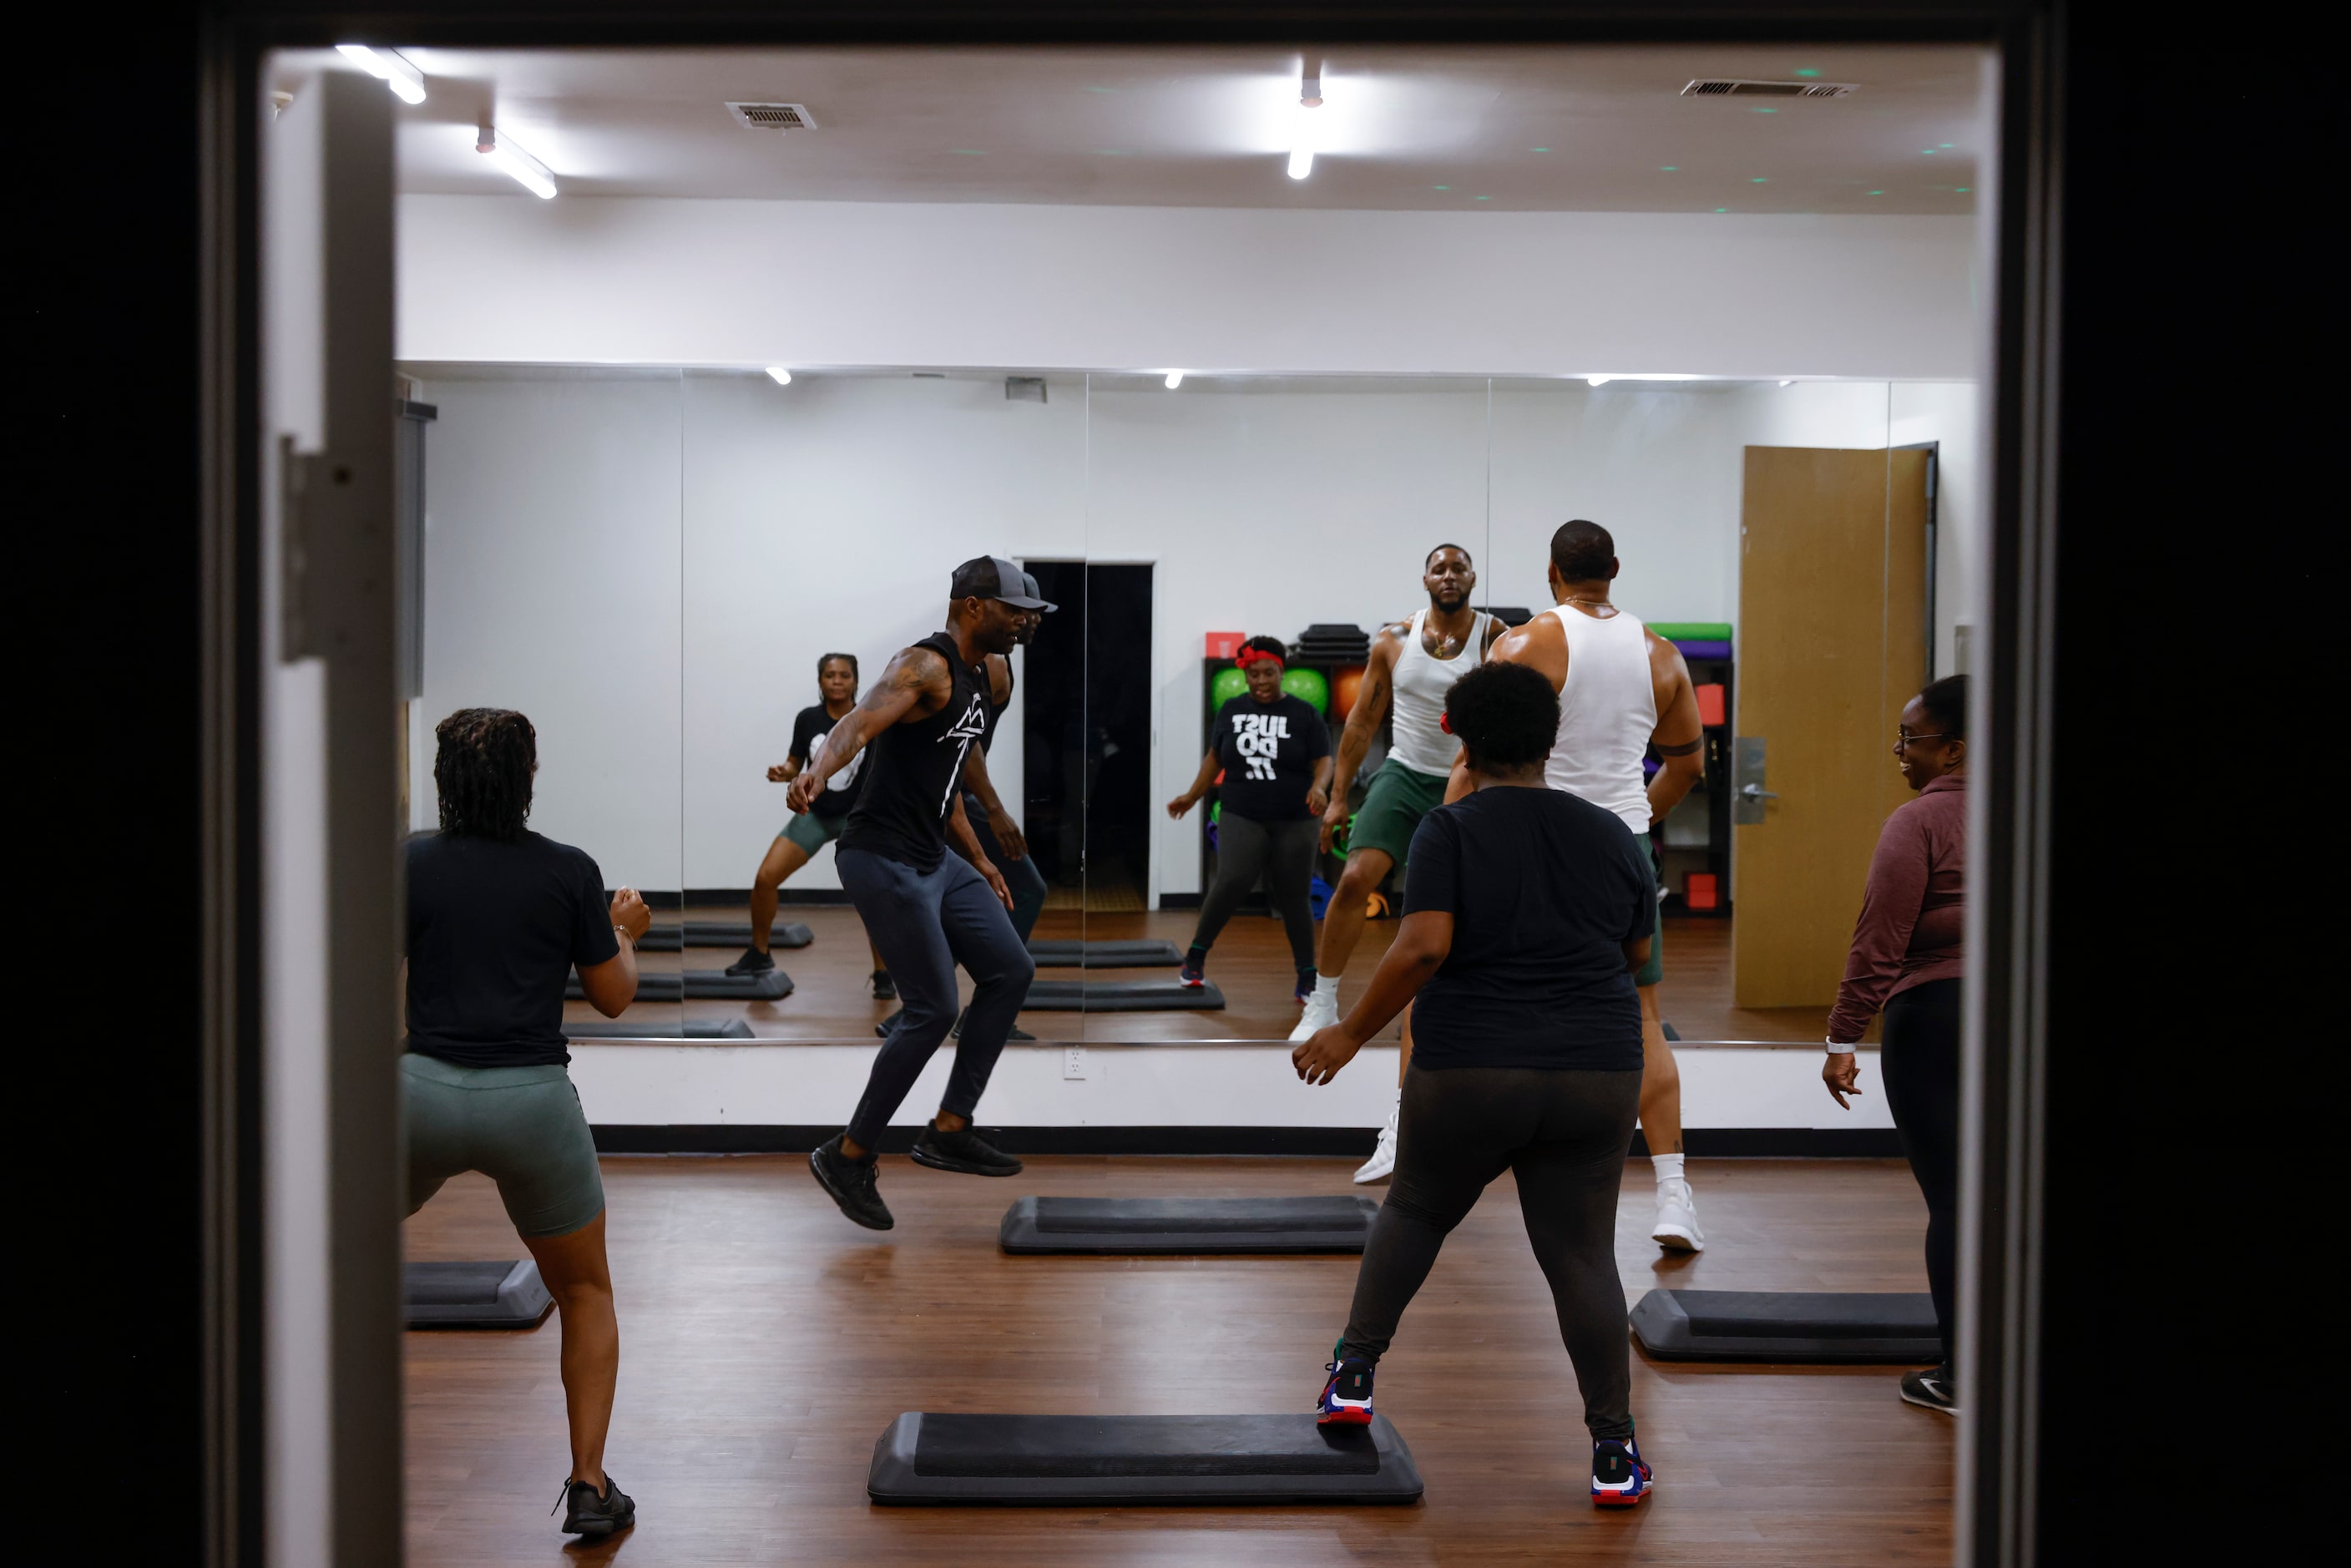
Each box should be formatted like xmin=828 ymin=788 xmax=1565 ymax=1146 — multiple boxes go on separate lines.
xmin=591 ymin=1124 xmax=1904 ymax=1158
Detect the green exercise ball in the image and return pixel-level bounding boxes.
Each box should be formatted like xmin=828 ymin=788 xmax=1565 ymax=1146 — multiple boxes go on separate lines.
xmin=1281 ymin=667 xmax=1329 ymax=713
xmin=1211 ymin=667 xmax=1250 ymax=706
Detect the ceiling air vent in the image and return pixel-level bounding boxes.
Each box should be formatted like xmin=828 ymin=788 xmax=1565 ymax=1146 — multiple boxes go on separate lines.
xmin=1681 ymin=79 xmax=1857 ymax=99
xmin=726 ymin=101 xmax=819 ymax=131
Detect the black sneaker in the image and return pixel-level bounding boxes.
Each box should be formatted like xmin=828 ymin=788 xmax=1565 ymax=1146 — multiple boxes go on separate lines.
xmin=909 ymin=1122 xmax=1024 ymax=1176
xmin=949 ymin=1007 xmax=1034 ymax=1042
xmin=1899 ymin=1364 xmax=1959 ymax=1415
xmin=874 ymin=1007 xmax=904 ymax=1039
xmin=871 ymin=969 xmax=897 ymax=1001
xmin=809 ymin=1135 xmax=894 ymax=1229
xmin=553 ymin=1474 xmax=635 ymax=1538
xmin=1178 ymin=950 xmax=1206 ymax=989
xmin=724 ymin=946 xmax=775 ymax=977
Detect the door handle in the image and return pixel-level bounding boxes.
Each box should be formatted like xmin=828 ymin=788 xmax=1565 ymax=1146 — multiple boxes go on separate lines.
xmin=1738 ymin=782 xmax=1780 ymax=802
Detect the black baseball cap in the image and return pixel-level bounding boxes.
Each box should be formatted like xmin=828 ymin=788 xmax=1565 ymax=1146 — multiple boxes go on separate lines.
xmin=1020 ymin=571 xmax=1059 ymax=614
xmin=949 ymin=555 xmax=1053 ymax=610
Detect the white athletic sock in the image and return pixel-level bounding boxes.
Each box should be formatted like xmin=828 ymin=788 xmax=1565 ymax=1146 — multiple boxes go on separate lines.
xmin=1314 ymin=974 xmax=1341 ymax=1002
xmin=1651 ymin=1152 xmax=1686 ymax=1186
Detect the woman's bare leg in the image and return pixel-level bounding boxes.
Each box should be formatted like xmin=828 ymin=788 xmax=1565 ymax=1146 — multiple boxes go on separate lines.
xmin=749 ymin=837 xmax=813 ymax=953
xmin=522 ymin=1211 xmax=617 ymax=1491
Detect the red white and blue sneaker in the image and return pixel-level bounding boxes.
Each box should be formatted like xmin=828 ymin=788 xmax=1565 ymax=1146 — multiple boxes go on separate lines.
xmin=1178 ymin=949 xmax=1207 ymax=989
xmin=1590 ymin=1435 xmax=1653 ymax=1507
xmin=1294 ymin=969 xmax=1317 ymax=1006
xmin=1317 ymin=1349 xmax=1375 ymax=1426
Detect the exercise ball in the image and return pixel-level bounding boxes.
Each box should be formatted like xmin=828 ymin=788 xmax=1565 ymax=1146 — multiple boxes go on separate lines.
xmin=1211 ymin=666 xmax=1250 ymax=706
xmin=1331 ymin=664 xmax=1367 ymax=721
xmin=1281 ymin=667 xmax=1329 ymax=713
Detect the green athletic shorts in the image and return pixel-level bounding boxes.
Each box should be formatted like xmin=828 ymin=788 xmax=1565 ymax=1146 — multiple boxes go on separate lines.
xmin=403 ymin=1054 xmax=606 ymax=1238
xmin=782 ymin=810 xmax=849 ymax=856
xmin=1351 ymin=761 xmax=1450 ymax=867
xmin=1631 ymin=831 xmax=1665 ymax=988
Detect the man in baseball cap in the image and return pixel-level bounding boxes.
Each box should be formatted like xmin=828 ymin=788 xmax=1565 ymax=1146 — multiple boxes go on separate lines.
xmin=948 ymin=555 xmax=1054 ymax=610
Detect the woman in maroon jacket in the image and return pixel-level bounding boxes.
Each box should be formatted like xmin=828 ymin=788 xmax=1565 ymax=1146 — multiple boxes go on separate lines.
xmin=1824 ymin=674 xmax=1968 ymax=1416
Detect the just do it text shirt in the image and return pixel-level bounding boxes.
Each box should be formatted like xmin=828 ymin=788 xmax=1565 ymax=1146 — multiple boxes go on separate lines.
xmin=1209 ymin=693 xmax=1330 ymax=822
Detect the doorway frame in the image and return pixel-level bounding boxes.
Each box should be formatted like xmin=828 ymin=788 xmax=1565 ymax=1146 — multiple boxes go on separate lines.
xmin=191 ymin=8 xmax=2064 ymax=1566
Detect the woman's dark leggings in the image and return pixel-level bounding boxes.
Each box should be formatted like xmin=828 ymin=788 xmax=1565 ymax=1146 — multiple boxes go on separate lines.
xmin=1881 ymin=977 xmax=1961 ymax=1366
xmin=1339 ymin=1064 xmax=1643 ymax=1440
xmin=1190 ymin=812 xmax=1317 ymax=970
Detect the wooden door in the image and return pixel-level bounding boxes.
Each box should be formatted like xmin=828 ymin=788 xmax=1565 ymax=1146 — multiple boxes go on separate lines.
xmin=1732 ymin=447 xmax=1929 ymax=1009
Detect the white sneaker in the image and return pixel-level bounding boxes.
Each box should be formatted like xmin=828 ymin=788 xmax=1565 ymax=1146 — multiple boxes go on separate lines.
xmin=1651 ymin=1178 xmax=1705 ymax=1252
xmin=1353 ymin=1106 xmax=1398 ymax=1184
xmin=1288 ymin=986 xmax=1340 ymax=1043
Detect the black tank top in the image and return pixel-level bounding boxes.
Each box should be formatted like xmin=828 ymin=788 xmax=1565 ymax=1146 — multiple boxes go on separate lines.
xmin=840 ymin=632 xmax=989 ymax=871
xmin=979 ymin=655 xmax=1014 ymax=755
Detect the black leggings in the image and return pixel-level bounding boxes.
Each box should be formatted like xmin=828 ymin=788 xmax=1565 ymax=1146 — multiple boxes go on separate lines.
xmin=1881 ymin=978 xmax=1961 ymax=1366
xmin=1339 ymin=1064 xmax=1642 ymax=1440
xmin=1190 ymin=812 xmax=1317 ymax=970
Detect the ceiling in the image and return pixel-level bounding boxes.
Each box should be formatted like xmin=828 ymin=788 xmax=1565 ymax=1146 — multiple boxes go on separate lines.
xmin=291 ymin=43 xmax=1986 ymax=215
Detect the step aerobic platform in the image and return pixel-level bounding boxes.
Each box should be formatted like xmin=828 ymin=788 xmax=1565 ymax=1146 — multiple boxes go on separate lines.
xmin=1024 ymin=938 xmax=1186 ymax=969
xmin=564 ymin=969 xmax=792 ymax=1003
xmin=403 ymin=1260 xmax=554 ymax=1330
xmin=1000 ymin=1195 xmax=1380 ymax=1254
xmin=632 ymin=921 xmax=813 ymax=953
xmin=1017 ymin=979 xmax=1222 ymax=1011
xmin=1630 ymin=1288 xmax=1940 ymax=1363
xmin=564 ymin=1018 xmax=755 ymax=1040
xmin=867 ymin=1412 xmax=1423 ymax=1505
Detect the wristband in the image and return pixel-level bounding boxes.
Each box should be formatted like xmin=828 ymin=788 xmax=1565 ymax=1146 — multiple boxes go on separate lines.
xmin=1824 ymin=1039 xmax=1858 ymax=1054
xmin=615 ymin=925 xmax=636 ymax=948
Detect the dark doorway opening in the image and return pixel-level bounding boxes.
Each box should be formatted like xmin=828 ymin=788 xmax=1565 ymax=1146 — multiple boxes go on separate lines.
xmin=1022 ymin=559 xmax=1086 ymax=893
xmin=1019 ymin=560 xmax=1154 ymax=911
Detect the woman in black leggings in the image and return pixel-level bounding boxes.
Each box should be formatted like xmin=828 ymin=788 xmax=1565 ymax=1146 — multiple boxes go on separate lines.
xmin=1823 ymin=674 xmax=1968 ymax=1415
xmin=1293 ymin=660 xmax=1658 ymax=1508
xmin=1168 ymin=635 xmax=1333 ymax=1009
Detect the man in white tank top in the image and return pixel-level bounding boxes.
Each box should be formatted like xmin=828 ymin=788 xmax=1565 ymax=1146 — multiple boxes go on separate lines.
xmin=1296 ymin=544 xmax=1503 ymax=1181
xmin=1482 ymin=519 xmax=1711 ymax=1252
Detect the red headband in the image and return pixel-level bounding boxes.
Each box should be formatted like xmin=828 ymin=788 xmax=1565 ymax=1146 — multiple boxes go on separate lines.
xmin=1237 ymin=647 xmax=1285 ymax=670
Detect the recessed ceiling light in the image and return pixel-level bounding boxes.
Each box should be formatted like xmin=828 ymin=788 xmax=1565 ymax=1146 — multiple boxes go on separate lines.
xmin=1289 ymin=59 xmax=1323 ymax=180
xmin=337 ymin=44 xmax=426 ymax=104
xmin=475 ymin=127 xmax=555 ymax=199
xmin=765 ymin=367 xmax=792 ymax=386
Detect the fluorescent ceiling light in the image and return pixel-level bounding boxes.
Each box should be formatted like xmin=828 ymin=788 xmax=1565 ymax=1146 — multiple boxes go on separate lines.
xmin=476 ymin=127 xmax=557 ymax=200
xmin=337 ymin=44 xmax=426 ymax=104
xmin=1164 ymin=371 xmax=1185 ymax=390
xmin=1288 ymin=60 xmax=1323 ymax=180
xmin=1586 ymin=376 xmax=1610 ymax=387
xmin=765 ymin=367 xmax=793 ymax=385
xmin=1778 ymin=378 xmax=1795 ymax=387
xmin=1586 ymin=374 xmax=1706 ymax=386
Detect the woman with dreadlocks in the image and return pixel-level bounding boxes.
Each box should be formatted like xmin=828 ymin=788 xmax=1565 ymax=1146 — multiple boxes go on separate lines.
xmin=403 ymin=707 xmax=649 ymax=1541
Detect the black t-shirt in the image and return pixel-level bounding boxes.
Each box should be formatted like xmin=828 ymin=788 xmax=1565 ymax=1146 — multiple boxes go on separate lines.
xmin=790 ymin=703 xmax=866 ymax=817
xmin=405 ymin=830 xmax=620 ymax=1068
xmin=1210 ymin=694 xmax=1331 ymax=822
xmin=840 ymin=631 xmax=989 ymax=873
xmin=1402 ymin=787 xmax=1653 ymax=1072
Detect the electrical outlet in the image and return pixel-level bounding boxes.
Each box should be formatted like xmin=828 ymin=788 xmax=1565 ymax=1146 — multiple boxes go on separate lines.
xmin=1062 ymin=1045 xmax=1087 ymax=1080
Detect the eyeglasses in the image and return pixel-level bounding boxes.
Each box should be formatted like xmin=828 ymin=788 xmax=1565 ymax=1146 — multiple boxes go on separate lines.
xmin=1893 ymin=732 xmax=1954 ymax=751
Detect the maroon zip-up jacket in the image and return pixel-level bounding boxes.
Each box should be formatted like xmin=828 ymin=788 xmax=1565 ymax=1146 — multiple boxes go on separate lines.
xmin=1828 ymin=773 xmax=1966 ymax=1044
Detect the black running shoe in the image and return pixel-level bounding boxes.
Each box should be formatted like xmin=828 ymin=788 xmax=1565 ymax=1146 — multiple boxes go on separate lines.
xmin=871 ymin=969 xmax=897 ymax=1001
xmin=1178 ymin=950 xmax=1206 ymax=989
xmin=874 ymin=1007 xmax=904 ymax=1039
xmin=948 ymin=1007 xmax=1035 ymax=1043
xmin=724 ymin=946 xmax=775 ymax=977
xmin=1899 ymin=1364 xmax=1959 ymax=1415
xmin=553 ymin=1474 xmax=635 ymax=1538
xmin=809 ymin=1135 xmax=894 ymax=1229
xmin=909 ymin=1122 xmax=1024 ymax=1176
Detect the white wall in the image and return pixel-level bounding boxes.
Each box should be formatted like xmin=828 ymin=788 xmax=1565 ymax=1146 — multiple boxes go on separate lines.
xmin=407 ymin=371 xmax=1979 ymax=899
xmin=398 ymin=195 xmax=1979 ymax=382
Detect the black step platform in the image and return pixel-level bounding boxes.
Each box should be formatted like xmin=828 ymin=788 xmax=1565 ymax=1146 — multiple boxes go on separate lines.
xmin=1018 ymin=979 xmax=1223 ymax=1011
xmin=867 ymin=1412 xmax=1423 ymax=1505
xmin=632 ymin=921 xmax=813 ymax=953
xmin=564 ymin=969 xmax=792 ymax=1003
xmin=1025 ymin=938 xmax=1186 ymax=969
xmin=1001 ymin=1195 xmax=1380 ymax=1254
xmin=1630 ymin=1288 xmax=1940 ymax=1363
xmin=564 ymin=1018 xmax=755 ymax=1040
xmin=404 ymin=1260 xmax=554 ymax=1330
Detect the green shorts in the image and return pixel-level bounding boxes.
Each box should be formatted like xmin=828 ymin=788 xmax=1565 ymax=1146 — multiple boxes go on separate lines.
xmin=1631 ymin=832 xmax=1664 ymax=988
xmin=402 ymin=1054 xmax=606 ymax=1238
xmin=1350 ymin=761 xmax=1450 ymax=868
xmin=782 ymin=811 xmax=849 ymax=856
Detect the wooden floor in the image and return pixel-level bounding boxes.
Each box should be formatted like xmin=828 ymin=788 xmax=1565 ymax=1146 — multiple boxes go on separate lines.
xmin=584 ymin=907 xmax=1856 ymax=1044
xmin=405 ymin=1154 xmax=1949 ymax=1565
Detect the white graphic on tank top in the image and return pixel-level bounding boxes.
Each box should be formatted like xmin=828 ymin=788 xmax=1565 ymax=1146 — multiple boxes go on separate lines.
xmin=1230 ymin=711 xmax=1293 ymax=781
xmin=937 ymin=695 xmax=989 ymax=818
xmin=809 ymin=727 xmax=865 ymax=792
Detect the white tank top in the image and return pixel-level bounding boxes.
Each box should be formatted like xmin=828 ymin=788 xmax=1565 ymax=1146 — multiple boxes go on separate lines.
xmin=1543 ymin=603 xmax=1658 ymax=832
xmin=1387 ymin=609 xmax=1491 ymax=776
